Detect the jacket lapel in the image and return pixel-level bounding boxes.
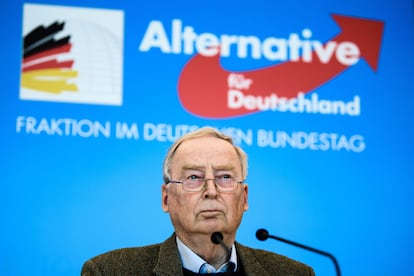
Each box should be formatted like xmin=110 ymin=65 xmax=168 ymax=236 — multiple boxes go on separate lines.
xmin=153 ymin=233 xmax=184 ymax=276
xmin=236 ymin=242 xmax=271 ymax=275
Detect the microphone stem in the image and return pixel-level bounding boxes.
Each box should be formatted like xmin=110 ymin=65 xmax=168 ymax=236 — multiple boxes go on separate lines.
xmin=219 ymin=242 xmax=231 ymax=258
xmin=211 ymin=232 xmax=231 ymax=257
xmin=268 ymin=234 xmax=341 ymax=276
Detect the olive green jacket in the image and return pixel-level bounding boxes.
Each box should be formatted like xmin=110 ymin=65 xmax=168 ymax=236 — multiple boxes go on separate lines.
xmin=81 ymin=233 xmax=315 ymax=275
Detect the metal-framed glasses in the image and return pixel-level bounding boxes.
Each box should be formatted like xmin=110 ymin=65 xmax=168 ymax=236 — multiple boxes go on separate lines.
xmin=168 ymin=175 xmax=244 ymax=192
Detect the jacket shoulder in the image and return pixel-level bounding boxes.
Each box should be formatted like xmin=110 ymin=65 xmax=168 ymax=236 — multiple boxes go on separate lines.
xmin=236 ymin=243 xmax=315 ymax=275
xmin=81 ymin=244 xmax=161 ymax=275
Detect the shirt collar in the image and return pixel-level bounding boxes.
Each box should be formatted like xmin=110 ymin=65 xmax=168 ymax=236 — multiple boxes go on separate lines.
xmin=176 ymin=236 xmax=238 ymax=273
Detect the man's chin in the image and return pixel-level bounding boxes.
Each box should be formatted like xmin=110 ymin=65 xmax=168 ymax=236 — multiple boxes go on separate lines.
xmin=198 ymin=221 xmax=226 ymax=234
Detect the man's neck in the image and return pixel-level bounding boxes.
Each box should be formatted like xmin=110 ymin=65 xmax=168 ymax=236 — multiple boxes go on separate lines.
xmin=176 ymin=235 xmax=237 ymax=270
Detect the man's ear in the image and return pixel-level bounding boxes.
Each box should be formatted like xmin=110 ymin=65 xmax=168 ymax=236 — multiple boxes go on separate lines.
xmin=243 ymin=184 xmax=249 ymax=211
xmin=161 ymin=184 xmax=169 ymax=212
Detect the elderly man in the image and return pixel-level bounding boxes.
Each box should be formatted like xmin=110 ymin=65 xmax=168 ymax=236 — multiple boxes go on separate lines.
xmin=82 ymin=126 xmax=314 ymax=275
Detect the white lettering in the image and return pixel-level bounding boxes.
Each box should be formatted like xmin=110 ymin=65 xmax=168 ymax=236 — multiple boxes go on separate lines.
xmin=262 ymin=37 xmax=287 ymax=61
xmin=116 ymin=122 xmax=139 ymax=139
xmin=336 ymin=41 xmax=360 ymax=66
xmin=143 ymin=123 xmax=198 ymax=142
xmin=219 ymin=127 xmax=253 ymax=146
xmin=16 ymin=116 xmax=110 ymax=138
xmin=138 ymin=20 xmax=361 ymax=66
xmin=139 ymin=20 xmax=171 ymax=53
xmin=228 ymin=90 xmax=244 ymax=109
xmin=196 ymin=33 xmax=219 ymax=56
xmin=227 ymin=90 xmax=360 ymax=116
xmin=257 ymin=129 xmax=365 ymax=152
xmin=313 ymin=41 xmax=337 ymax=64
xmin=228 ymin=73 xmax=253 ymax=90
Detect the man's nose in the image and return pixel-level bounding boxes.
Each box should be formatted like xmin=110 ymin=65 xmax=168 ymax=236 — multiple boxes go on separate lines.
xmin=203 ymin=178 xmax=218 ymax=198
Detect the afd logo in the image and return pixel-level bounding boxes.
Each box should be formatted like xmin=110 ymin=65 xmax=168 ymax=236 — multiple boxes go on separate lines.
xmin=20 ymin=4 xmax=124 ymax=106
xmin=139 ymin=15 xmax=384 ymax=118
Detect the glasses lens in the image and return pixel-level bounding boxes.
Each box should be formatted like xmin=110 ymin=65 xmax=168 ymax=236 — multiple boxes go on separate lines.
xmin=183 ymin=178 xmax=204 ymax=191
xmin=181 ymin=177 xmax=240 ymax=192
xmin=216 ymin=178 xmax=237 ymax=191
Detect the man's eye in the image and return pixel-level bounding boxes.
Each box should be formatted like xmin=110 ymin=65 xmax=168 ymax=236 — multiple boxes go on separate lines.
xmin=187 ymin=175 xmax=202 ymax=180
xmin=217 ymin=174 xmax=232 ymax=180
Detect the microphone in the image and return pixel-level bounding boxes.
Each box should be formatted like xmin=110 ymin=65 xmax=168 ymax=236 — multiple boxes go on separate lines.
xmin=256 ymin=228 xmax=341 ymax=276
xmin=211 ymin=232 xmax=231 ymax=256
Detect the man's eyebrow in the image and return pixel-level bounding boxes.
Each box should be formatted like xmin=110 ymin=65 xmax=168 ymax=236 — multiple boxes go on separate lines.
xmin=212 ymin=165 xmax=236 ymax=171
xmin=181 ymin=164 xmax=205 ymax=171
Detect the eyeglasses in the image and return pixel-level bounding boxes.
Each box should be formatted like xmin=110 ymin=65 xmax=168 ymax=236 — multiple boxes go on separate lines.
xmin=167 ymin=175 xmax=244 ymax=192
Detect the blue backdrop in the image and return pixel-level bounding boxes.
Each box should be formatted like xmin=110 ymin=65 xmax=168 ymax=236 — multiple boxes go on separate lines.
xmin=1 ymin=0 xmax=414 ymax=275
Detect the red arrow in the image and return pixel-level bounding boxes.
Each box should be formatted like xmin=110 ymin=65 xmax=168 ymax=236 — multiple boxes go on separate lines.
xmin=178 ymin=14 xmax=384 ymax=118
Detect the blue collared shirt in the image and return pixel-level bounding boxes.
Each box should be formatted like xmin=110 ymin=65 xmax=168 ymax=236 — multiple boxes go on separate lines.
xmin=176 ymin=236 xmax=238 ymax=274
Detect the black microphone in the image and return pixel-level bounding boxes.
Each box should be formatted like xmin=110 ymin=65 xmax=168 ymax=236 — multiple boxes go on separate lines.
xmin=211 ymin=232 xmax=231 ymax=256
xmin=256 ymin=228 xmax=341 ymax=276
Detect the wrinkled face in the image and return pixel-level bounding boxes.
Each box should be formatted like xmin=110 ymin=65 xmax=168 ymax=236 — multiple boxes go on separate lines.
xmin=162 ymin=136 xmax=248 ymax=239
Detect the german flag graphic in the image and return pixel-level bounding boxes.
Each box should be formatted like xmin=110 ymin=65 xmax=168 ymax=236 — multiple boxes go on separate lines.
xmin=21 ymin=21 xmax=78 ymax=94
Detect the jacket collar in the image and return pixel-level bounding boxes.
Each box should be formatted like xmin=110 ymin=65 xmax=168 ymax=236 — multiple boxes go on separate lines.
xmin=153 ymin=233 xmax=270 ymax=276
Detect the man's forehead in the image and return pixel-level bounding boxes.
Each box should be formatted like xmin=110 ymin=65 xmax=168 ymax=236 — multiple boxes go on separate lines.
xmin=176 ymin=136 xmax=234 ymax=151
xmin=174 ymin=140 xmax=238 ymax=162
xmin=180 ymin=163 xmax=237 ymax=171
xmin=171 ymin=137 xmax=240 ymax=169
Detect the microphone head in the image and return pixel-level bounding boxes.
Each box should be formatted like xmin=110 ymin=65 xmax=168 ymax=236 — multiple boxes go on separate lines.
xmin=256 ymin=228 xmax=269 ymax=241
xmin=211 ymin=232 xmax=224 ymax=245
